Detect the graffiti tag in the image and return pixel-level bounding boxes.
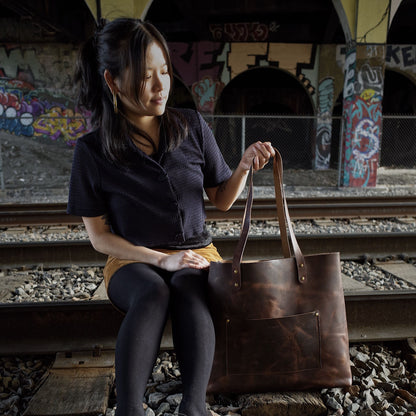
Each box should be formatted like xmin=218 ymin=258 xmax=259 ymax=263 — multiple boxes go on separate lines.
xmin=209 ymin=22 xmax=269 ymax=42
xmin=315 ymin=77 xmax=334 ymax=169
xmin=192 ymin=76 xmax=224 ymax=113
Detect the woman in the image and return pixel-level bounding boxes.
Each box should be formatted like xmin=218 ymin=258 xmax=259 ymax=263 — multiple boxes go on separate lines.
xmin=68 ymin=18 xmax=274 ymax=416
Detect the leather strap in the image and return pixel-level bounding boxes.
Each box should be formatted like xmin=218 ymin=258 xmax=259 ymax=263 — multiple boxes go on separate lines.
xmin=231 ymin=164 xmax=253 ymax=289
xmin=231 ymin=148 xmax=307 ymax=290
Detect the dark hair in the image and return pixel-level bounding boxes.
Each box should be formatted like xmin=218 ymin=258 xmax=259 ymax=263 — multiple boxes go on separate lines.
xmin=74 ymin=18 xmax=188 ymax=164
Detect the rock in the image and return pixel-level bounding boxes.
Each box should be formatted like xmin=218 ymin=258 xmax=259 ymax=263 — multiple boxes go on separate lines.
xmin=155 ymin=401 xmax=170 ymax=414
xmin=358 ymin=409 xmax=379 ymax=416
xmin=166 ymin=393 xmax=182 ymax=407
xmin=144 ymin=407 xmax=155 ymax=416
xmin=156 ymin=380 xmax=182 ymax=394
xmin=148 ymin=392 xmax=167 ymax=408
xmin=396 ymin=389 xmax=416 ymax=406
xmin=239 ymin=392 xmax=327 ymax=416
xmin=344 ymin=385 xmax=360 ymax=396
xmin=326 ymin=396 xmax=343 ymax=411
xmin=152 ymin=371 xmax=166 ymax=383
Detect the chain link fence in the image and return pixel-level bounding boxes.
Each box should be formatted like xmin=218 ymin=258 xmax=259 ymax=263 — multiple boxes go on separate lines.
xmin=381 ymin=115 xmax=416 ymax=168
xmin=204 ymin=114 xmax=416 ymax=186
xmin=0 ymin=114 xmax=415 ymax=191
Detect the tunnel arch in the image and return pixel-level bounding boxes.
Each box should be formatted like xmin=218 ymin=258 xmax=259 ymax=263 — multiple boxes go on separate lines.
xmin=212 ymin=66 xmax=315 ymax=169
xmin=215 ymin=66 xmax=315 ymax=115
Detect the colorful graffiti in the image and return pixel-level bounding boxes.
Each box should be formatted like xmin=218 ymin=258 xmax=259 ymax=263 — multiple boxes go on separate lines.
xmin=33 ymin=107 xmax=90 ymax=144
xmin=315 ymin=77 xmax=334 ymax=169
xmin=0 ymin=78 xmax=91 ymax=145
xmin=170 ymin=42 xmax=225 ymax=112
xmin=357 ymin=63 xmax=383 ymax=97
xmin=0 ymin=44 xmax=90 ymax=145
xmin=170 ymin=41 xmax=316 ymax=113
xmin=341 ymin=46 xmax=384 ymax=187
xmin=342 ymin=96 xmax=382 ymax=187
xmin=192 ymin=76 xmax=224 ymax=113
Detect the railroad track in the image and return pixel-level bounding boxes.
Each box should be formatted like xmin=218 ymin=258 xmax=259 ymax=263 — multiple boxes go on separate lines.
xmin=1 ymin=289 xmax=416 ymax=355
xmin=1 ymin=230 xmax=416 ymax=353
xmin=1 ymin=195 xmax=416 ymax=226
xmin=1 ymin=198 xmax=416 ymax=355
xmin=1 ymin=232 xmax=415 ymax=269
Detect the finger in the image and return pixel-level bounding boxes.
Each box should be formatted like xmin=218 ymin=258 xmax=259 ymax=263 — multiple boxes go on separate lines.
xmin=189 ymin=258 xmax=210 ymax=269
xmin=254 ymin=142 xmax=273 ymax=160
xmin=253 ymin=155 xmax=260 ymax=171
xmin=184 ymin=251 xmax=210 ymax=268
xmin=264 ymin=142 xmax=275 ymax=156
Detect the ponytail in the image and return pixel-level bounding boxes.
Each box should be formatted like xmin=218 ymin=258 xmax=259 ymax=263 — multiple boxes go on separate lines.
xmin=74 ymin=34 xmax=105 ymax=127
xmin=74 ymin=18 xmax=188 ymax=165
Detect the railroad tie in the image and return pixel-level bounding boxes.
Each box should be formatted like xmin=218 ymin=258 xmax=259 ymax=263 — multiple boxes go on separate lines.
xmin=24 ymin=350 xmax=115 ymax=416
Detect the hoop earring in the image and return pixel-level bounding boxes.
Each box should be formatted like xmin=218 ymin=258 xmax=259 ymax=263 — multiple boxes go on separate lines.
xmin=112 ymin=91 xmax=118 ymax=114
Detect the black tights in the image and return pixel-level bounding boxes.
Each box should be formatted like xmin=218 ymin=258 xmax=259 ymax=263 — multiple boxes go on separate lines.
xmin=107 ymin=263 xmax=215 ymax=416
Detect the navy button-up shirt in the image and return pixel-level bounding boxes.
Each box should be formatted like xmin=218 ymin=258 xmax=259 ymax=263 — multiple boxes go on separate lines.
xmin=67 ymin=109 xmax=232 ymax=249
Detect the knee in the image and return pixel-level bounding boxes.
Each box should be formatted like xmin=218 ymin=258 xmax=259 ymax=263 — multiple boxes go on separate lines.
xmin=170 ymin=269 xmax=207 ymax=298
xmin=124 ymin=277 xmax=170 ymax=314
xmin=140 ymin=278 xmax=170 ymax=305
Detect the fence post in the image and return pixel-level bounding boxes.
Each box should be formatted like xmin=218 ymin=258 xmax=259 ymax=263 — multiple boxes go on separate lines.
xmin=0 ymin=137 xmax=4 ymax=191
xmin=241 ymin=115 xmax=246 ymax=158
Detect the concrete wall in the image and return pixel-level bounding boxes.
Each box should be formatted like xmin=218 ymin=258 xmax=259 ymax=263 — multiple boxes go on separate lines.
xmin=1 ymin=40 xmax=415 ymax=145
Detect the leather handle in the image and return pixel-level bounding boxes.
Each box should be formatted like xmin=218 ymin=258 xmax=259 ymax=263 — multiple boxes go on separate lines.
xmin=231 ymin=148 xmax=307 ymax=290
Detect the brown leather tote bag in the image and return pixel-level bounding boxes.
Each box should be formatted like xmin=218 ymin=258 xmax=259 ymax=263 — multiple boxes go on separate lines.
xmin=207 ymin=149 xmax=352 ymax=393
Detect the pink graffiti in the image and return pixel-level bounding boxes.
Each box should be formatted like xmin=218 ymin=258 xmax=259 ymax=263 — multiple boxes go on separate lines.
xmin=169 ymin=42 xmax=223 ymax=88
xmin=192 ymin=76 xmax=224 ymax=113
xmin=209 ymin=22 xmax=269 ymax=42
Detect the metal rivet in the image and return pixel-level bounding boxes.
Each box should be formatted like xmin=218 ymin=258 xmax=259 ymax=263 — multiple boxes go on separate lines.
xmin=226 ymin=319 xmax=230 ymax=323
xmin=233 ymin=269 xmax=238 ymax=274
xmin=300 ymin=276 xmax=306 ymax=281
xmin=300 ymin=263 xmax=304 ymax=268
xmin=234 ymin=282 xmax=239 ymax=287
xmin=315 ymin=312 xmax=320 ymax=317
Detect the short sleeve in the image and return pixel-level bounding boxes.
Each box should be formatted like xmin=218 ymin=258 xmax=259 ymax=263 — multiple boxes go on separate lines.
xmin=67 ymin=137 xmax=107 ymax=217
xmin=197 ymin=113 xmax=232 ymax=188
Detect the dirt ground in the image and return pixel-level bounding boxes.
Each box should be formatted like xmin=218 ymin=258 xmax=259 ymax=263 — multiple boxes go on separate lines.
xmin=0 ymin=131 xmax=415 ymax=204
xmin=0 ymin=132 xmax=74 ymax=203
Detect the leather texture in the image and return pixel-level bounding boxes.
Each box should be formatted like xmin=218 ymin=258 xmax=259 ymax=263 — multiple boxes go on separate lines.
xmin=207 ymin=150 xmax=352 ymax=393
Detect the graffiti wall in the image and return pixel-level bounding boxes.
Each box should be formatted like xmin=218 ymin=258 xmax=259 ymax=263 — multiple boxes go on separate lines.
xmin=0 ymin=44 xmax=91 ymax=145
xmin=340 ymin=46 xmax=385 ymax=187
xmin=169 ymin=41 xmax=316 ymax=113
xmin=0 ymin=40 xmax=317 ymax=146
xmin=385 ymin=45 xmax=416 ymax=73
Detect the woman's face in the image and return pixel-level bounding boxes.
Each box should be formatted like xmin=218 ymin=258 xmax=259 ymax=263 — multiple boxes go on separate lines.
xmin=118 ymin=42 xmax=171 ymax=123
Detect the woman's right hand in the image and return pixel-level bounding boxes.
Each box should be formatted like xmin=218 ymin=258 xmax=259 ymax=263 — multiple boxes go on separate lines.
xmin=159 ymin=250 xmax=210 ymax=271
xmin=82 ymin=216 xmax=210 ymax=271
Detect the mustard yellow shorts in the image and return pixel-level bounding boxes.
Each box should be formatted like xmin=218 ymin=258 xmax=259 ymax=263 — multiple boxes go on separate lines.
xmin=103 ymin=243 xmax=223 ymax=290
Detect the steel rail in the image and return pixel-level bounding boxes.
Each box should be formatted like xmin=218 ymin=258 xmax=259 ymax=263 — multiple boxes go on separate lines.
xmin=1 ymin=196 xmax=416 ymax=226
xmin=1 ymin=290 xmax=416 ymax=355
xmin=1 ymin=232 xmax=415 ymax=269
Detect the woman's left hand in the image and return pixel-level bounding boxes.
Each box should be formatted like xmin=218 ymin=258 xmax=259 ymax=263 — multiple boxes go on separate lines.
xmin=238 ymin=141 xmax=275 ymax=172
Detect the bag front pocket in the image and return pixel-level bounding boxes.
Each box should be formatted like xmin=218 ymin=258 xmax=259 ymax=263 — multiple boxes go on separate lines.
xmin=225 ymin=311 xmax=321 ymax=376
